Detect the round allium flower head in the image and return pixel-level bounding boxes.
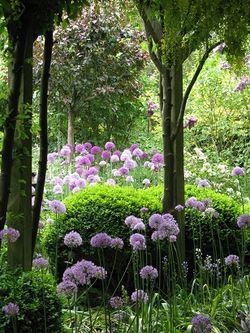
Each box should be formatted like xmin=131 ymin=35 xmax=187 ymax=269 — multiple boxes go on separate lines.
xmin=131 ymin=289 xmax=148 ymax=303
xmin=184 ymin=115 xmax=198 ymax=129
xmin=75 ymin=143 xmax=85 ymax=153
xmin=191 ymin=314 xmax=212 ymax=333
xmin=231 ymin=166 xmax=245 ymax=176
xmin=91 ymin=145 xmax=101 ymax=154
xmin=225 ymin=254 xmax=240 ymax=267
xmin=140 ymin=265 xmax=158 ymax=280
xmin=129 ymin=233 xmax=146 ymax=251
xmin=151 ymin=153 xmax=164 ymax=164
xmin=32 ymin=256 xmax=49 ymax=269
xmin=0 ymin=228 xmax=20 ymax=243
xmin=2 ymin=303 xmax=19 ymax=316
xmin=142 ymin=178 xmax=151 ymax=187
xmin=197 ymin=179 xmax=210 ymax=188
xmin=175 ymin=204 xmax=184 ymax=212
xmin=53 ymin=184 xmax=63 ymax=194
xmin=83 ymin=142 xmax=92 ymax=151
xmin=111 ymin=237 xmax=124 ymax=249
xmin=110 ymin=154 xmax=120 ymax=163
xmin=90 ymin=233 xmax=112 ymax=248
xmin=57 ymin=280 xmax=78 ymax=297
xmin=140 ymin=207 xmax=149 ymax=213
xmin=105 ymin=141 xmax=116 ymax=150
xmin=109 ymin=296 xmax=124 ymax=309
xmin=47 ymin=152 xmax=58 ymax=162
xmin=106 ymin=178 xmax=116 ymax=186
xmin=101 ymin=150 xmax=111 ymax=160
xmin=119 ymin=166 xmax=129 ymax=176
xmin=130 ymin=143 xmax=139 ymax=152
xmin=149 ymin=213 xmax=163 ymax=229
xmin=60 ymin=145 xmax=71 ymax=157
xmin=237 ymin=214 xmax=250 ymax=229
xmin=48 ymin=200 xmax=66 ymax=214
xmin=64 ymin=231 xmax=82 ymax=248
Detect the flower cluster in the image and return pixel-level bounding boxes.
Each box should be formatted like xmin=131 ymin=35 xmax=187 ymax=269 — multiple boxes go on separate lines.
xmin=57 ymin=259 xmax=107 ymax=297
xmin=191 ymin=314 xmax=212 ymax=333
xmin=109 ymin=296 xmax=124 ymax=309
xmin=149 ymin=213 xmax=179 ymax=242
xmin=48 ymin=200 xmax=66 ymax=214
xmin=237 ymin=214 xmax=250 ymax=229
xmin=139 ymin=265 xmax=158 ymax=280
xmin=129 ymin=233 xmax=146 ymax=251
xmin=131 ymin=289 xmax=148 ymax=303
xmin=125 ymin=215 xmax=145 ymax=231
xmin=64 ymin=231 xmax=82 ymax=248
xmin=32 ymin=256 xmax=49 ymax=269
xmin=0 ymin=227 xmax=20 ymax=243
xmin=2 ymin=303 xmax=19 ymax=316
xmin=224 ymin=254 xmax=240 ymax=267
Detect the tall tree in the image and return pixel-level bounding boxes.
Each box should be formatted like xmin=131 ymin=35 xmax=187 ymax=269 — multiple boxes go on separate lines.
xmin=135 ymin=0 xmax=250 ymax=260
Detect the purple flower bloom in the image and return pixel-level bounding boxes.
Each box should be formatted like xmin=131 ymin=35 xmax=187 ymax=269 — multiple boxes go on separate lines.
xmin=76 ymin=156 xmax=91 ymax=166
xmin=131 ymin=289 xmax=148 ymax=303
xmin=113 ymin=150 xmax=122 ymax=157
xmin=106 ymin=178 xmax=116 ymax=186
xmin=125 ymin=216 xmax=142 ymax=229
xmin=220 ymin=61 xmax=231 ymax=70
xmin=132 ymin=221 xmax=145 ymax=231
xmin=151 ymin=153 xmax=164 ymax=164
xmin=48 ymin=200 xmax=66 ymax=214
xmin=225 ymin=254 xmax=240 ymax=267
xmin=129 ymin=233 xmax=146 ymax=251
xmin=110 ymin=154 xmax=120 ymax=163
xmin=184 ymin=115 xmax=198 ymax=129
xmin=68 ymin=259 xmax=105 ymax=285
xmin=57 ymin=280 xmax=78 ymax=297
xmin=142 ymin=178 xmax=151 ymax=187
xmin=175 ymin=204 xmax=184 ymax=212
xmin=124 ymin=159 xmax=137 ymax=170
xmin=197 ymin=179 xmax=211 ymax=188
xmin=191 ymin=314 xmax=212 ymax=333
xmin=0 ymin=228 xmax=20 ymax=243
xmin=32 ymin=256 xmax=49 ymax=269
xmin=140 ymin=207 xmax=149 ymax=213
xmin=47 ymin=152 xmax=58 ymax=162
xmin=140 ymin=265 xmax=158 ymax=280
xmin=101 ymin=150 xmax=111 ymax=160
xmin=105 ymin=141 xmax=116 ymax=150
xmin=204 ymin=208 xmax=219 ymax=218
xmin=132 ymin=148 xmax=144 ymax=158
xmin=109 ymin=296 xmax=124 ymax=309
xmin=60 ymin=145 xmax=71 ymax=157
xmin=111 ymin=237 xmax=124 ymax=249
xmin=149 ymin=214 xmax=163 ymax=229
xmin=237 ymin=214 xmax=250 ymax=229
xmin=234 ymin=75 xmax=249 ymax=92
xmin=119 ymin=166 xmax=129 ymax=176
xmin=2 ymin=303 xmax=19 ymax=316
xmin=75 ymin=143 xmax=85 ymax=153
xmin=53 ymin=184 xmax=63 ymax=194
xmin=83 ymin=142 xmax=92 ymax=151
xmin=90 ymin=233 xmax=112 ymax=248
xmin=231 ymin=166 xmax=245 ymax=176
xmin=64 ymin=231 xmax=83 ymax=248
xmin=91 ymin=146 xmax=101 ymax=154
xmin=130 ymin=143 xmax=139 ymax=152
xmin=151 ymin=230 xmax=167 ymax=241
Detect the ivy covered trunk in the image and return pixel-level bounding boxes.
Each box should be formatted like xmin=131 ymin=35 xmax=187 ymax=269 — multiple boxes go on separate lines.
xmin=7 ymin=25 xmax=34 ymax=271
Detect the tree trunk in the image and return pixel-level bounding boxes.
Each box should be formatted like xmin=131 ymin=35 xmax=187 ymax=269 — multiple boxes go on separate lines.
xmin=171 ymin=63 xmax=185 ymax=262
xmin=0 ymin=30 xmax=27 ymax=241
xmin=7 ymin=24 xmax=34 ymax=271
xmin=32 ymin=30 xmax=53 ymax=254
xmin=67 ymin=106 xmax=75 ymax=160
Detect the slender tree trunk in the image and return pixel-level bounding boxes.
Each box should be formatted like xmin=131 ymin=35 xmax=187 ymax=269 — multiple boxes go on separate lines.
xmin=161 ymin=69 xmax=175 ymax=213
xmin=32 ymin=30 xmax=53 ymax=254
xmin=171 ymin=63 xmax=185 ymax=262
xmin=0 ymin=30 xmax=27 ymax=243
xmin=67 ymin=107 xmax=75 ymax=161
xmin=7 ymin=24 xmax=34 ymax=270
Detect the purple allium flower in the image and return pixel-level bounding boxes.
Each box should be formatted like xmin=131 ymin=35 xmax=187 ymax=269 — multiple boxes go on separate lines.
xmin=109 ymin=296 xmax=124 ymax=309
xmin=51 ymin=176 xmax=63 ymax=186
xmin=140 ymin=265 xmax=158 ymax=280
xmin=60 ymin=145 xmax=71 ymax=157
xmin=124 ymin=159 xmax=137 ymax=169
xmin=225 ymin=254 xmax=240 ymax=267
xmin=47 ymin=152 xmax=58 ymax=162
xmin=70 ymin=260 xmax=103 ymax=285
xmin=95 ymin=266 xmax=107 ymax=279
xmin=0 ymin=228 xmax=20 ymax=243
xmin=151 ymin=230 xmax=167 ymax=241
xmin=110 ymin=154 xmax=120 ymax=163
xmin=120 ymin=149 xmax=132 ymax=161
xmin=86 ymin=154 xmax=95 ymax=163
xmin=147 ymin=100 xmax=157 ymax=117
xmin=75 ymin=143 xmax=85 ymax=153
xmin=184 ymin=115 xmax=198 ymax=129
xmin=101 ymin=150 xmax=111 ymax=160
xmin=105 ymin=141 xmax=116 ymax=150
xmin=197 ymin=179 xmax=211 ymax=188
xmin=76 ymin=156 xmax=91 ymax=166
xmin=220 ymin=61 xmax=231 ymax=70
xmin=57 ymin=280 xmax=78 ymax=297
xmin=132 ymin=221 xmax=145 ymax=231
xmin=191 ymin=314 xmax=212 ymax=333
xmin=119 ymin=166 xmax=129 ymax=176
xmin=48 ymin=200 xmax=66 ymax=214
xmin=131 ymin=289 xmax=148 ymax=303
xmin=132 ymin=148 xmax=144 ymax=159
xmin=111 ymin=237 xmax=124 ymax=249
xmin=125 ymin=215 xmax=142 ymax=229
xmin=149 ymin=213 xmax=163 ymax=229
xmin=53 ymin=184 xmax=63 ymax=194
xmin=126 ymin=175 xmax=134 ymax=183
xmin=237 ymin=214 xmax=250 ymax=229
xmin=87 ymin=174 xmax=101 ymax=184
xmin=64 ymin=231 xmax=82 ymax=248
xmin=85 ymin=167 xmax=98 ymax=177
xmin=185 ymin=197 xmax=199 ymax=209
xmin=113 ymin=150 xmax=122 ymax=157
xmin=106 ymin=178 xmax=116 ymax=186
xmin=142 ymin=178 xmax=151 ymax=187
xmin=204 ymin=208 xmax=219 ymax=218
xmin=151 ymin=153 xmax=164 ymax=164
xmin=175 ymin=204 xmax=184 ymax=212
xmin=112 ymin=169 xmax=121 ymax=177
xmin=32 ymin=256 xmax=49 ymax=269
xmin=234 ymin=75 xmax=249 ymax=92
xmin=140 ymin=207 xmax=149 ymax=213
xmin=130 ymin=143 xmax=139 ymax=152
xmin=91 ymin=146 xmax=101 ymax=154
xmin=2 ymin=303 xmax=19 ymax=316
xmin=129 ymin=233 xmax=146 ymax=251
xmin=90 ymin=233 xmax=112 ymax=248
xmin=75 ymin=178 xmax=86 ymax=188
xmin=83 ymin=142 xmax=92 ymax=151
xmin=231 ymin=166 xmax=245 ymax=176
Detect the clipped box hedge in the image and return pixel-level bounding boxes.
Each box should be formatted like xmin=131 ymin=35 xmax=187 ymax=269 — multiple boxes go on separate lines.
xmin=42 ymin=184 xmax=242 ymax=283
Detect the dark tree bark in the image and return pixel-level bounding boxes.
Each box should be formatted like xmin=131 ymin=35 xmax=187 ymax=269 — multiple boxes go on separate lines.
xmin=0 ymin=29 xmax=27 ymax=241
xmin=32 ymin=30 xmax=53 ymax=254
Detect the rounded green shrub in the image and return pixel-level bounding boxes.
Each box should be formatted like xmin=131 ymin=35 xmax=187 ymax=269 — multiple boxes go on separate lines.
xmin=0 ymin=269 xmax=62 ymax=333
xmin=42 ymin=184 xmax=242 ymax=284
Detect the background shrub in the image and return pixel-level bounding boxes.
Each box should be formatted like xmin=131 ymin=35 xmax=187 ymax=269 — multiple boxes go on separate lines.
xmin=0 ymin=269 xmax=62 ymax=333
xmin=42 ymin=184 xmax=242 ymax=286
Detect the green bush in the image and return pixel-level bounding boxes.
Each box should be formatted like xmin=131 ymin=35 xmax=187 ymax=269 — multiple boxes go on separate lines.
xmin=42 ymin=184 xmax=242 ymax=283
xmin=0 ymin=269 xmax=62 ymax=333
